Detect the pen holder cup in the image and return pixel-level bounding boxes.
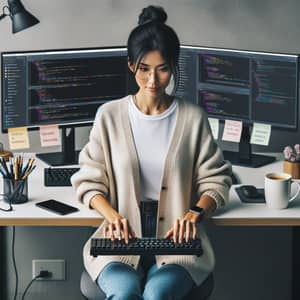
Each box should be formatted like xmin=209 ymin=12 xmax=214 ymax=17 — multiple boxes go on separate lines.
xmin=3 ymin=179 xmax=28 ymax=204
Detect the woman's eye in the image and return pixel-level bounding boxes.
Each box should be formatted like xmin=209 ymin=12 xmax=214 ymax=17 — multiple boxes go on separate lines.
xmin=158 ymin=66 xmax=170 ymax=72
xmin=139 ymin=67 xmax=149 ymax=72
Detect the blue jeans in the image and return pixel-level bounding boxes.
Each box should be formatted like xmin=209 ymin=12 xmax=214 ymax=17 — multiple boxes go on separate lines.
xmin=97 ymin=261 xmax=196 ymax=300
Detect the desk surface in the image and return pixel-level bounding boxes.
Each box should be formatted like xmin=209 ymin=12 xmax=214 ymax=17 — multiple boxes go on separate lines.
xmin=215 ymin=156 xmax=300 ymax=226
xmin=0 ymin=154 xmax=102 ymax=226
xmin=1 ymin=153 xmax=300 ymax=227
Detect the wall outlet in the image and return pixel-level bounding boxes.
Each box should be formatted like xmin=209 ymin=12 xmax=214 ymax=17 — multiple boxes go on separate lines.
xmin=32 ymin=259 xmax=65 ymax=281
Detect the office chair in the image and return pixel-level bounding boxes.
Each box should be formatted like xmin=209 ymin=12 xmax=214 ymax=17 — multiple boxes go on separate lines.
xmin=80 ymin=269 xmax=214 ymax=300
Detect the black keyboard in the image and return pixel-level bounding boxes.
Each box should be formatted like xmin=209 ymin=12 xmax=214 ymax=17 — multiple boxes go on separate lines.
xmin=44 ymin=167 xmax=80 ymax=186
xmin=90 ymin=238 xmax=203 ymax=257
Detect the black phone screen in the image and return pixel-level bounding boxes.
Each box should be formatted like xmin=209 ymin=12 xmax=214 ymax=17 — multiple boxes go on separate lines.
xmin=35 ymin=199 xmax=79 ymax=215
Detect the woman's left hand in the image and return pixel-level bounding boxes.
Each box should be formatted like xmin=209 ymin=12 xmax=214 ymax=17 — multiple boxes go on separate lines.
xmin=164 ymin=211 xmax=201 ymax=243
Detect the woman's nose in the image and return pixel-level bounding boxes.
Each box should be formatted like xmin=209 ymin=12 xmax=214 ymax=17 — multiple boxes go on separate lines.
xmin=148 ymin=70 xmax=158 ymax=83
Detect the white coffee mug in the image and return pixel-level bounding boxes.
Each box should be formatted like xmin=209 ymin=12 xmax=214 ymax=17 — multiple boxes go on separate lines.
xmin=264 ymin=172 xmax=300 ymax=209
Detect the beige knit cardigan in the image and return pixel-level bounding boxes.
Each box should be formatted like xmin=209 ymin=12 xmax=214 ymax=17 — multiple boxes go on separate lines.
xmin=71 ymin=95 xmax=232 ymax=285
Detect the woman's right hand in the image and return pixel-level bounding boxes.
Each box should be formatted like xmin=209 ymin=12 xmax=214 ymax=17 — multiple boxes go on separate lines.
xmin=102 ymin=217 xmax=136 ymax=244
xmin=90 ymin=195 xmax=136 ymax=244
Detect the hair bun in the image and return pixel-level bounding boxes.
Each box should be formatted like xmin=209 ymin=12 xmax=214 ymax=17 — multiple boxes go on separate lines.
xmin=138 ymin=5 xmax=167 ymax=25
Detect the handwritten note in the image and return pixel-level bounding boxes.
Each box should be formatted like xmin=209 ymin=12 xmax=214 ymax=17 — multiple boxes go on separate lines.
xmin=222 ymin=120 xmax=243 ymax=143
xmin=39 ymin=125 xmax=61 ymax=147
xmin=208 ymin=118 xmax=219 ymax=140
xmin=8 ymin=127 xmax=30 ymax=150
xmin=250 ymin=123 xmax=271 ymax=146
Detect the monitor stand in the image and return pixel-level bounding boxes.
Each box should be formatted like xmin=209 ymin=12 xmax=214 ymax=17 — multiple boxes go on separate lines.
xmin=223 ymin=124 xmax=276 ymax=168
xmin=36 ymin=127 xmax=80 ymax=166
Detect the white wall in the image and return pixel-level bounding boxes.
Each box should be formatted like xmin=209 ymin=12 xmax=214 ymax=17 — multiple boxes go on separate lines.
xmin=1 ymin=0 xmax=298 ymax=299
xmin=0 ymin=0 xmax=300 ymax=152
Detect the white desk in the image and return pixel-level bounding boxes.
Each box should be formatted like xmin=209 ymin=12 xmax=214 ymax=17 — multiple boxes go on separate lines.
xmin=0 ymin=154 xmax=102 ymax=226
xmin=213 ymin=159 xmax=300 ymax=226
xmin=1 ymin=154 xmax=300 ymax=226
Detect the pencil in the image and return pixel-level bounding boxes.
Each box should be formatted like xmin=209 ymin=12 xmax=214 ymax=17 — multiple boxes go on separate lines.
xmin=0 ymin=167 xmax=7 ymax=178
xmin=9 ymin=159 xmax=14 ymax=179
xmin=14 ymin=158 xmax=18 ymax=180
xmin=22 ymin=165 xmax=36 ymax=180
xmin=20 ymin=158 xmax=34 ymax=178
xmin=20 ymin=158 xmax=30 ymax=178
xmin=19 ymin=156 xmax=23 ymax=175
xmin=0 ymin=157 xmax=10 ymax=178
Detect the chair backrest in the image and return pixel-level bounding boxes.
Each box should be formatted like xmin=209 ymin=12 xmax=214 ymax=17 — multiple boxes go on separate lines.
xmin=80 ymin=270 xmax=214 ymax=300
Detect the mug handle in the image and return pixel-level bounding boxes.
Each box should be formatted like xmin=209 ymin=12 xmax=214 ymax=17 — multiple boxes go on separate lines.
xmin=289 ymin=180 xmax=300 ymax=202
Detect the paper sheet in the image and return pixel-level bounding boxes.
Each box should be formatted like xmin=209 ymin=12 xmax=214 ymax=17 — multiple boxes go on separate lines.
xmin=208 ymin=118 xmax=219 ymax=140
xmin=8 ymin=127 xmax=30 ymax=150
xmin=222 ymin=120 xmax=243 ymax=143
xmin=39 ymin=125 xmax=61 ymax=147
xmin=250 ymin=123 xmax=271 ymax=146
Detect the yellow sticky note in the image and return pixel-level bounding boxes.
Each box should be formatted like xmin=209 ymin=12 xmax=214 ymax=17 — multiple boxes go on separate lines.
xmin=8 ymin=127 xmax=30 ymax=150
xmin=39 ymin=125 xmax=61 ymax=147
xmin=208 ymin=118 xmax=219 ymax=139
xmin=250 ymin=123 xmax=271 ymax=146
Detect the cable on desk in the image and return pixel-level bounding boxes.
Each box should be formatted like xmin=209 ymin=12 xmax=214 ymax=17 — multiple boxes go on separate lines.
xmin=0 ymin=193 xmax=12 ymax=212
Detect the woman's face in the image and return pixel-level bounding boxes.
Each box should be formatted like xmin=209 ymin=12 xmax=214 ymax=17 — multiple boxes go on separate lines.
xmin=129 ymin=50 xmax=172 ymax=98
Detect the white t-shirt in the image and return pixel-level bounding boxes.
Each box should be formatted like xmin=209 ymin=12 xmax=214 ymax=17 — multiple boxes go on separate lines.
xmin=128 ymin=96 xmax=178 ymax=202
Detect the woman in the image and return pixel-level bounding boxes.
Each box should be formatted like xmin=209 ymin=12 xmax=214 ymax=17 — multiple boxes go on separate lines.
xmin=72 ymin=5 xmax=232 ymax=300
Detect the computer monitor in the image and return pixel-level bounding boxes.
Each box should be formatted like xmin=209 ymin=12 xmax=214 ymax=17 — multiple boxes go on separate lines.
xmin=1 ymin=47 xmax=138 ymax=166
xmin=178 ymin=45 xmax=299 ymax=167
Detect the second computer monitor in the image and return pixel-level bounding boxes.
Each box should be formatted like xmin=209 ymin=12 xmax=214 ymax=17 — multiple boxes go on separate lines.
xmin=178 ymin=45 xmax=298 ymax=167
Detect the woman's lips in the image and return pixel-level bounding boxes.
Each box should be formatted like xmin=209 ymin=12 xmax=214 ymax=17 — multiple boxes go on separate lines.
xmin=147 ymin=87 xmax=158 ymax=92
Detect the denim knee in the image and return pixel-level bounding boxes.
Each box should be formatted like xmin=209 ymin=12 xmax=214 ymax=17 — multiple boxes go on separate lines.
xmin=143 ymin=264 xmax=195 ymax=300
xmin=97 ymin=262 xmax=142 ymax=300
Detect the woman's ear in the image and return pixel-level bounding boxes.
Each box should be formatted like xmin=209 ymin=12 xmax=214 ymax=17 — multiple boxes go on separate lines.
xmin=128 ymin=59 xmax=135 ymax=73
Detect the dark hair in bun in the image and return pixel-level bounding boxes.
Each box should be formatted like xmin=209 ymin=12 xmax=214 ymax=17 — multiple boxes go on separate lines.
xmin=138 ymin=5 xmax=167 ymax=25
xmin=127 ymin=6 xmax=180 ymax=94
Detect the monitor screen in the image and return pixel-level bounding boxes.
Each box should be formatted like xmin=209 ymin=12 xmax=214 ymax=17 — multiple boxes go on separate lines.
xmin=1 ymin=46 xmax=138 ymax=166
xmin=178 ymin=45 xmax=298 ymax=129
xmin=1 ymin=45 xmax=298 ymax=167
xmin=177 ymin=45 xmax=299 ymax=167
xmin=1 ymin=46 xmax=137 ymax=132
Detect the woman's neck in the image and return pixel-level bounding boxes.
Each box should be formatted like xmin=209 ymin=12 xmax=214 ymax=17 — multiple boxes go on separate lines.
xmin=134 ymin=93 xmax=173 ymax=115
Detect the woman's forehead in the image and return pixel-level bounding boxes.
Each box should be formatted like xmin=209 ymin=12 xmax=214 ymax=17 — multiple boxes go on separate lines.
xmin=139 ymin=50 xmax=167 ymax=65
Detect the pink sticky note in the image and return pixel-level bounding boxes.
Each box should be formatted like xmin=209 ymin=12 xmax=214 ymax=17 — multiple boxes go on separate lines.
xmin=39 ymin=125 xmax=61 ymax=147
xmin=222 ymin=120 xmax=243 ymax=143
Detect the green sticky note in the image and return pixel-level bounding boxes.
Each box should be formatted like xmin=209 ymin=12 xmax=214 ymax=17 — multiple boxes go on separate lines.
xmin=208 ymin=118 xmax=219 ymax=140
xmin=250 ymin=123 xmax=271 ymax=146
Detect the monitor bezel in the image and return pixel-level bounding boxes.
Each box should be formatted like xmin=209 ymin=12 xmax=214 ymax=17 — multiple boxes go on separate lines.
xmin=1 ymin=45 xmax=130 ymax=133
xmin=180 ymin=44 xmax=299 ymax=131
xmin=2 ymin=45 xmax=299 ymax=133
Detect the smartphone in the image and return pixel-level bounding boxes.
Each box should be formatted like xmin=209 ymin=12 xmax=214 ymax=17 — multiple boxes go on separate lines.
xmin=36 ymin=199 xmax=79 ymax=215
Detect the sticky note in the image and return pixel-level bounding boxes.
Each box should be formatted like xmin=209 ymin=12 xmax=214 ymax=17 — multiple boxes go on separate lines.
xmin=8 ymin=127 xmax=30 ymax=150
xmin=250 ymin=123 xmax=271 ymax=146
xmin=208 ymin=118 xmax=219 ymax=139
xmin=39 ymin=125 xmax=61 ymax=147
xmin=222 ymin=120 xmax=243 ymax=143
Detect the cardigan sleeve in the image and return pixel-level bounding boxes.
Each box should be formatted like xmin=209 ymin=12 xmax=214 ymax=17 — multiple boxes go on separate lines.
xmin=202 ymin=190 xmax=225 ymax=208
xmin=193 ymin=111 xmax=232 ymax=208
xmin=71 ymin=108 xmax=109 ymax=208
